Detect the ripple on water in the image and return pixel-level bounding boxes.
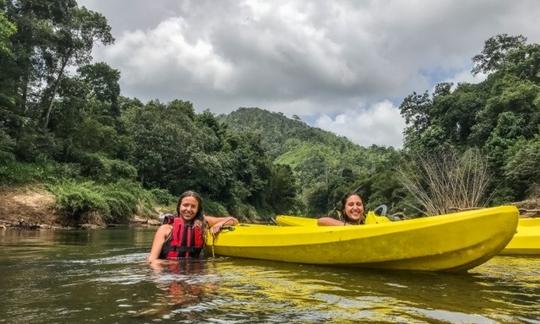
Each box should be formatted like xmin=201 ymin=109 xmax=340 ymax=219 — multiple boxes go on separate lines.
xmin=2 ymin=230 xmax=539 ymax=323
xmin=66 ymin=252 xmax=148 ymax=265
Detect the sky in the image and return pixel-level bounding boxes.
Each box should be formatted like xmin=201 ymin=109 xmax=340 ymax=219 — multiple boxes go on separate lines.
xmin=77 ymin=0 xmax=540 ymax=148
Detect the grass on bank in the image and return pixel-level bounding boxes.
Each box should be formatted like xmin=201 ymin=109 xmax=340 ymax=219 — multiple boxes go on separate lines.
xmin=47 ymin=180 xmax=167 ymax=224
xmin=1 ymin=160 xmax=232 ymax=224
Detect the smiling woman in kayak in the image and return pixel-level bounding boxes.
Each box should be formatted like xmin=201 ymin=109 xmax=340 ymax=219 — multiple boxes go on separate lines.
xmin=317 ymin=192 xmax=365 ymax=226
xmin=147 ymin=190 xmax=238 ymax=263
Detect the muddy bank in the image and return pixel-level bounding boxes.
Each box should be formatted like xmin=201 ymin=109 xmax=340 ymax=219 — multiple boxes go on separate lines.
xmin=0 ymin=186 xmax=59 ymax=229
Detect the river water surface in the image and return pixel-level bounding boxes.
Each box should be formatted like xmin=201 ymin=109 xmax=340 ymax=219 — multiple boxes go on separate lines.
xmin=0 ymin=228 xmax=538 ymax=323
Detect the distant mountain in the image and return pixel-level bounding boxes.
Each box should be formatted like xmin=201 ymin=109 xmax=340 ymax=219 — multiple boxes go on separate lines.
xmin=220 ymin=108 xmax=400 ymax=212
xmin=221 ymin=107 xmax=360 ymax=159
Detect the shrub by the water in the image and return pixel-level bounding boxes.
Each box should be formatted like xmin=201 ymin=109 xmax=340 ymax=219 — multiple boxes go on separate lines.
xmin=204 ymin=199 xmax=229 ymax=216
xmin=149 ymin=188 xmax=176 ymax=205
xmin=50 ymin=181 xmax=111 ymax=223
xmin=49 ymin=180 xmax=157 ymax=224
xmin=0 ymin=161 xmax=80 ymax=184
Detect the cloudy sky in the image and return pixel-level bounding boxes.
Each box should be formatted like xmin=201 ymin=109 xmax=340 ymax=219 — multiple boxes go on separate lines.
xmin=78 ymin=0 xmax=540 ymax=148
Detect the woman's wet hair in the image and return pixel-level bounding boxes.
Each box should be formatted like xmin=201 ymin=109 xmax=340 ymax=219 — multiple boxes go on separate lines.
xmin=176 ymin=190 xmax=204 ymax=221
xmin=340 ymin=192 xmax=363 ymax=222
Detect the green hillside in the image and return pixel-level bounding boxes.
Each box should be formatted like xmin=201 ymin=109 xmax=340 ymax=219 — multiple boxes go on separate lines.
xmin=221 ymin=108 xmax=404 ymax=215
xmin=222 ymin=107 xmax=358 ymax=158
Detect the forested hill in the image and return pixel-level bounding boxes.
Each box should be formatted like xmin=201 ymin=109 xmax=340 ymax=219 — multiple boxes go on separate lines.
xmin=221 ymin=107 xmax=358 ymax=159
xmin=221 ymin=107 xmax=403 ymax=215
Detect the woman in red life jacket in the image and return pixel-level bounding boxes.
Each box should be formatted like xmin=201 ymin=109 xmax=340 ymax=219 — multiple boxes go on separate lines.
xmin=147 ymin=190 xmax=238 ymax=263
xmin=317 ymin=192 xmax=365 ymax=226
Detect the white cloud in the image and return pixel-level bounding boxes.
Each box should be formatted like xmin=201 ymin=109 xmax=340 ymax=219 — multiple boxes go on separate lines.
xmin=79 ymin=0 xmax=540 ymax=145
xmin=315 ymin=100 xmax=406 ymax=148
xmin=104 ymin=18 xmax=234 ymax=93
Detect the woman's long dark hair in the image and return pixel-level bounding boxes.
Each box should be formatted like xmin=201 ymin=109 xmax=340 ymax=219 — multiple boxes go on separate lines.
xmin=176 ymin=190 xmax=204 ymax=223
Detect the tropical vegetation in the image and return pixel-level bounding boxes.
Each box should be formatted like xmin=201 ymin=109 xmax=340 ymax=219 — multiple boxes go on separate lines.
xmin=1 ymin=1 xmax=538 ymax=224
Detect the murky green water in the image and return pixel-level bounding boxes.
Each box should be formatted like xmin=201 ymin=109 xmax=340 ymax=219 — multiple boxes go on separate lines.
xmin=0 ymin=228 xmax=538 ymax=323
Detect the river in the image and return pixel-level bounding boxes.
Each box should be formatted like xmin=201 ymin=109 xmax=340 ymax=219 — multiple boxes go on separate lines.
xmin=0 ymin=228 xmax=538 ymax=323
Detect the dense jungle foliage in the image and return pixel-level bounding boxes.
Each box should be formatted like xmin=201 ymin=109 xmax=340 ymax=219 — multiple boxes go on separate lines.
xmin=1 ymin=1 xmax=539 ymax=222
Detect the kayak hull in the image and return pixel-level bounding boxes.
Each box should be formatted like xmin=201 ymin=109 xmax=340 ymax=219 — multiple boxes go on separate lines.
xmin=500 ymin=218 xmax=540 ymax=255
xmin=206 ymin=206 xmax=519 ymax=272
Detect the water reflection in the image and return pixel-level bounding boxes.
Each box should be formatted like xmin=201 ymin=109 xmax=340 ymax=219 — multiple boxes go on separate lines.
xmin=136 ymin=259 xmax=218 ymax=320
xmin=203 ymin=259 xmax=514 ymax=323
xmin=0 ymin=228 xmax=538 ymax=323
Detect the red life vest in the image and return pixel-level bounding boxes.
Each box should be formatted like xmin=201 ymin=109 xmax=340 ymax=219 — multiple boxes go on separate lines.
xmin=163 ymin=216 xmax=204 ymax=259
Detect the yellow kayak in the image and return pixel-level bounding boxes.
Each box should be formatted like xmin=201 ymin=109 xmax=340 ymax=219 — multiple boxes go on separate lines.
xmin=278 ymin=213 xmax=540 ymax=256
xmin=206 ymin=206 xmax=518 ymax=272
xmin=499 ymin=218 xmax=540 ymax=255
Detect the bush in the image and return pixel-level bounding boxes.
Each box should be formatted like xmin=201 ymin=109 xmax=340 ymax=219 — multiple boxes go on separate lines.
xmin=51 ymin=181 xmax=111 ymax=223
xmin=0 ymin=161 xmax=53 ymax=184
xmin=0 ymin=161 xmax=82 ymax=185
xmin=150 ymin=188 xmax=175 ymax=205
xmin=14 ymin=132 xmax=58 ymax=162
xmin=230 ymin=202 xmax=258 ymax=222
xmin=504 ymin=136 xmax=540 ymax=199
xmin=102 ymin=188 xmax=137 ymax=223
xmin=397 ymin=148 xmax=490 ymax=216
xmin=0 ymin=128 xmax=15 ymax=163
xmin=109 ymin=159 xmax=137 ymax=180
xmin=79 ymin=153 xmax=137 ymax=182
xmin=49 ymin=180 xmax=158 ymax=224
xmin=204 ymin=199 xmax=229 ymax=216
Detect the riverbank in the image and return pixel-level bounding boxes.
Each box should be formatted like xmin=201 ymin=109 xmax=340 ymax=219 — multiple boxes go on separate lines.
xmin=1 ymin=185 xmax=538 ymax=231
xmin=0 ymin=185 xmax=162 ymax=230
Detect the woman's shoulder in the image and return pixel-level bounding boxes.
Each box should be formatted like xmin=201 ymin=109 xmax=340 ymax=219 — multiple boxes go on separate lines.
xmin=156 ymin=223 xmax=173 ymax=235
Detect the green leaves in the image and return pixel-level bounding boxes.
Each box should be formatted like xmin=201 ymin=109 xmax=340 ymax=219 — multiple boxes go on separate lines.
xmin=503 ymin=136 xmax=540 ymax=198
xmin=400 ymin=34 xmax=540 ymax=204
xmin=0 ymin=10 xmax=16 ymax=56
xmin=472 ymin=34 xmax=527 ymax=75
xmin=49 ymin=180 xmax=156 ymax=224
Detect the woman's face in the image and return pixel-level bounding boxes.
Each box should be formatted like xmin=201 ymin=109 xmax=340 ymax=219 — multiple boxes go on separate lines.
xmin=179 ymin=196 xmax=199 ymax=221
xmin=344 ymin=195 xmax=364 ymax=222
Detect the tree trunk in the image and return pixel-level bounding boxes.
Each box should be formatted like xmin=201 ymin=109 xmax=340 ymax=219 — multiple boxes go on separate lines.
xmin=20 ymin=41 xmax=33 ymax=115
xmin=42 ymin=49 xmax=72 ymax=129
xmin=20 ymin=69 xmax=29 ymax=114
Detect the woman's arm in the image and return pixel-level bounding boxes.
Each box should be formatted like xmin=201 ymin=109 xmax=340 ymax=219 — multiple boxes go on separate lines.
xmin=147 ymin=224 xmax=172 ymax=263
xmin=205 ymin=215 xmax=239 ymax=234
xmin=317 ymin=217 xmax=345 ymax=226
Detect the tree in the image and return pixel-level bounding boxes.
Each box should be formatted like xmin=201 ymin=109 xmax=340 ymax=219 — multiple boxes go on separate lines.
xmin=400 ymin=35 xmax=540 ymax=208
xmin=78 ymin=62 xmax=121 ymax=116
xmin=504 ymin=136 xmax=540 ymax=199
xmin=472 ymin=34 xmax=526 ymax=75
xmin=0 ymin=7 xmax=17 ymax=161
xmin=269 ymin=164 xmax=300 ymax=214
xmin=39 ymin=5 xmax=114 ymax=129
xmin=123 ymin=100 xmax=197 ymax=191
xmin=399 ymin=91 xmax=432 ymax=134
xmin=0 ymin=8 xmax=16 ymax=56
xmin=5 ymin=0 xmax=77 ymax=114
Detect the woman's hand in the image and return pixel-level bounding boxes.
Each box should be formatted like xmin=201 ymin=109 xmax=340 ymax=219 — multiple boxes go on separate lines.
xmin=209 ymin=216 xmax=238 ymax=234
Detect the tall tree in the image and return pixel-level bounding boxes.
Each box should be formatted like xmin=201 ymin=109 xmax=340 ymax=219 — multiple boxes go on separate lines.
xmin=39 ymin=5 xmax=113 ymax=128
xmin=3 ymin=0 xmax=113 ymax=127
